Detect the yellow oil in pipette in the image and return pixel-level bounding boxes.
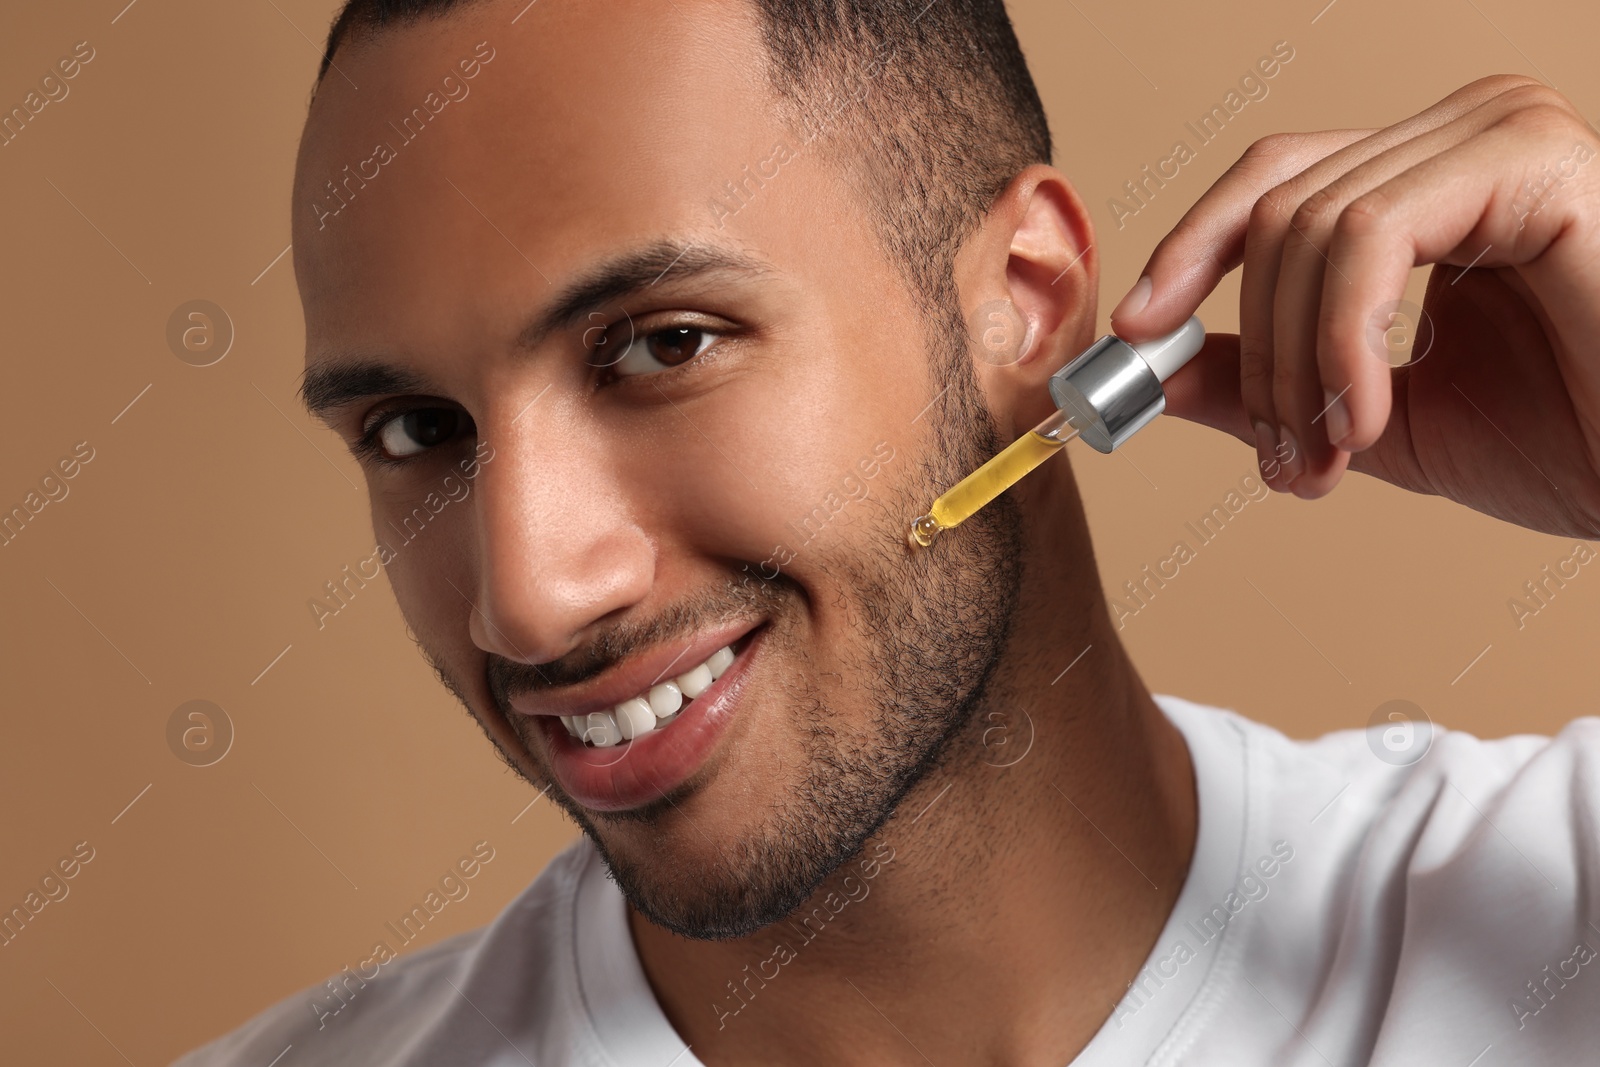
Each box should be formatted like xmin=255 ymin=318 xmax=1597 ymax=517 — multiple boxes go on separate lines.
xmin=909 ymin=408 xmax=1081 ymax=548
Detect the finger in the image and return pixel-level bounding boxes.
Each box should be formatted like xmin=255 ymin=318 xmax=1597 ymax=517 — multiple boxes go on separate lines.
xmin=1240 ymin=142 xmax=1403 ymax=491
xmin=1263 ymin=135 xmax=1470 ymax=496
xmin=1114 ymin=75 xmax=1551 ymax=344
xmin=1158 ymin=332 xmax=1249 ymax=438
xmin=1237 ymin=199 xmax=1292 ymax=487
xmin=1109 ymin=129 xmax=1373 ymax=342
xmin=1318 ymin=91 xmax=1600 ymax=458
xmin=1251 ymin=76 xmax=1564 ymax=495
xmin=1157 ymin=334 xmax=1317 ymax=488
xmin=1163 ymin=336 xmax=1423 ymax=493
xmin=1271 ymin=212 xmax=1351 ymax=496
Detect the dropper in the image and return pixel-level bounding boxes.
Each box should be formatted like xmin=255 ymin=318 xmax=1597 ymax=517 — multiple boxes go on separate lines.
xmin=908 ymin=315 xmax=1207 ymax=548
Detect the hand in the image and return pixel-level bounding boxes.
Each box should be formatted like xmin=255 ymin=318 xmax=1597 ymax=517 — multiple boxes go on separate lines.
xmin=1111 ymin=75 xmax=1600 ymax=539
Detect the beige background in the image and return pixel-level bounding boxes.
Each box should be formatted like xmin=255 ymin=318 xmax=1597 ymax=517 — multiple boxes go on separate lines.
xmin=2 ymin=0 xmax=1596 ymax=1062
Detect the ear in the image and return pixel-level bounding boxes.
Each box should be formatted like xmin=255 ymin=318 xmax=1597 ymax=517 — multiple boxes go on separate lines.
xmin=953 ymin=165 xmax=1098 ymax=436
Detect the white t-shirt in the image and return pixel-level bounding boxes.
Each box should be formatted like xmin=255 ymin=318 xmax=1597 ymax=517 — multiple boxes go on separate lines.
xmin=174 ymin=694 xmax=1600 ymax=1066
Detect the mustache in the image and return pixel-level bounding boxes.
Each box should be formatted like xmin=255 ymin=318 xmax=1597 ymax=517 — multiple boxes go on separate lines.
xmin=483 ymin=572 xmax=791 ymax=705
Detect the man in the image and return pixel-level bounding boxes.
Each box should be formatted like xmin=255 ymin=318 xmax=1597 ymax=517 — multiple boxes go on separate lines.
xmin=178 ymin=0 xmax=1600 ymax=1063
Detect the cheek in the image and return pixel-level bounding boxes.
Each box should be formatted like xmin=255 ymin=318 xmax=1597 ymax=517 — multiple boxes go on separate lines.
xmin=369 ymin=495 xmax=476 ymax=647
xmin=636 ymin=365 xmax=897 ymax=566
xmin=624 ymin=417 xmax=786 ymax=552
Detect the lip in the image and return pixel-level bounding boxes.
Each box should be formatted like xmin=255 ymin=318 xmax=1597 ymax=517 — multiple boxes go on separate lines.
xmin=535 ymin=624 xmax=766 ymax=812
xmin=508 ymin=619 xmax=758 ymax=721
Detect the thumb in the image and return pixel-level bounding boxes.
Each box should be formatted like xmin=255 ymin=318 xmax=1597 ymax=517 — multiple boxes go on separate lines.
xmin=1156 ymin=332 xmax=1252 ymax=446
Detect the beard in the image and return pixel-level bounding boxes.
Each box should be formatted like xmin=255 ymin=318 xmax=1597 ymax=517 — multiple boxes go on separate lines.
xmin=442 ymin=289 xmax=1024 ymax=940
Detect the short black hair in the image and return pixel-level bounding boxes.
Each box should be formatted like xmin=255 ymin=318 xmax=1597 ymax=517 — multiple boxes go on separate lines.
xmin=316 ymin=0 xmax=1052 ymax=341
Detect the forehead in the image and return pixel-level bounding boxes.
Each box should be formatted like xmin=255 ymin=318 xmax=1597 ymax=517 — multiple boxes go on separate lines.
xmin=292 ymin=0 xmax=803 ymax=346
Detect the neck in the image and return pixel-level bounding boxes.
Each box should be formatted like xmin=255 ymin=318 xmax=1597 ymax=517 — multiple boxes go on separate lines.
xmin=631 ymin=462 xmax=1198 ymax=1066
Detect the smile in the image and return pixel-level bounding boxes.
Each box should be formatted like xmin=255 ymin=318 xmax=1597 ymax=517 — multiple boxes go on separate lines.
xmin=521 ymin=623 xmax=766 ymax=812
xmin=559 ymin=643 xmax=736 ymax=747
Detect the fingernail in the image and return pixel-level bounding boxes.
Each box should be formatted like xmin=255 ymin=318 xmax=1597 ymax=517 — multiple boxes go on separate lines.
xmin=1278 ymin=425 xmax=1303 ymax=484
xmin=1322 ymin=388 xmax=1351 ymax=446
xmin=1111 ymin=276 xmax=1153 ymax=325
xmin=1252 ymin=420 xmax=1278 ymax=480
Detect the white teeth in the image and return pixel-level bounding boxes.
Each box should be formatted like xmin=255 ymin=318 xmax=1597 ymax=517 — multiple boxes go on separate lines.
xmin=584 ymin=711 xmax=622 ymax=747
xmin=648 ymin=682 xmax=683 ymax=719
xmin=568 ymin=643 xmax=738 ymax=747
xmin=615 ymin=697 xmax=656 ymax=741
xmin=676 ymin=663 xmax=713 ymax=699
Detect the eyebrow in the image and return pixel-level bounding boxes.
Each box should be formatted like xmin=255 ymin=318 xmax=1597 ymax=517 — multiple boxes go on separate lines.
xmin=517 ymin=240 xmax=772 ymax=350
xmin=299 ymin=362 xmax=430 ymax=422
xmin=298 ymin=240 xmax=773 ymax=420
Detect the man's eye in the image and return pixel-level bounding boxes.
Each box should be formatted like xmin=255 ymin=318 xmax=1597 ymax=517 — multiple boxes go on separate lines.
xmin=373 ymin=408 xmax=469 ymax=459
xmin=608 ymin=326 xmax=717 ymax=378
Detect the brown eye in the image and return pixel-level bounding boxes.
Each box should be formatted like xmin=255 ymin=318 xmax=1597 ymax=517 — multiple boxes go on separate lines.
xmin=649 ymin=327 xmax=704 ymax=366
xmin=376 ymin=408 xmax=467 ymax=458
xmin=612 ymin=325 xmax=716 ymax=377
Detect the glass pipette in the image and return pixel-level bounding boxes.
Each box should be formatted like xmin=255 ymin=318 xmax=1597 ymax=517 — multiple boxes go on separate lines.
xmin=908 ymin=315 xmax=1206 ymax=549
xmin=908 ymin=409 xmax=1080 ymax=547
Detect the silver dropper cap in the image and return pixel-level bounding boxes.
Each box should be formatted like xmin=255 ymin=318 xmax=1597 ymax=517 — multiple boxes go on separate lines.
xmin=1046 ymin=315 xmax=1205 ymax=453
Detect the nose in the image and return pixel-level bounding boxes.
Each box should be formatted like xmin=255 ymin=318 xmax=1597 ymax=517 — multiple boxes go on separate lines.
xmin=468 ymin=414 xmax=654 ymax=666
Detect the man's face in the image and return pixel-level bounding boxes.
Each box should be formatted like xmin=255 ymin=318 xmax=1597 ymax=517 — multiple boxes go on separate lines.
xmin=295 ymin=0 xmax=1021 ymax=938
